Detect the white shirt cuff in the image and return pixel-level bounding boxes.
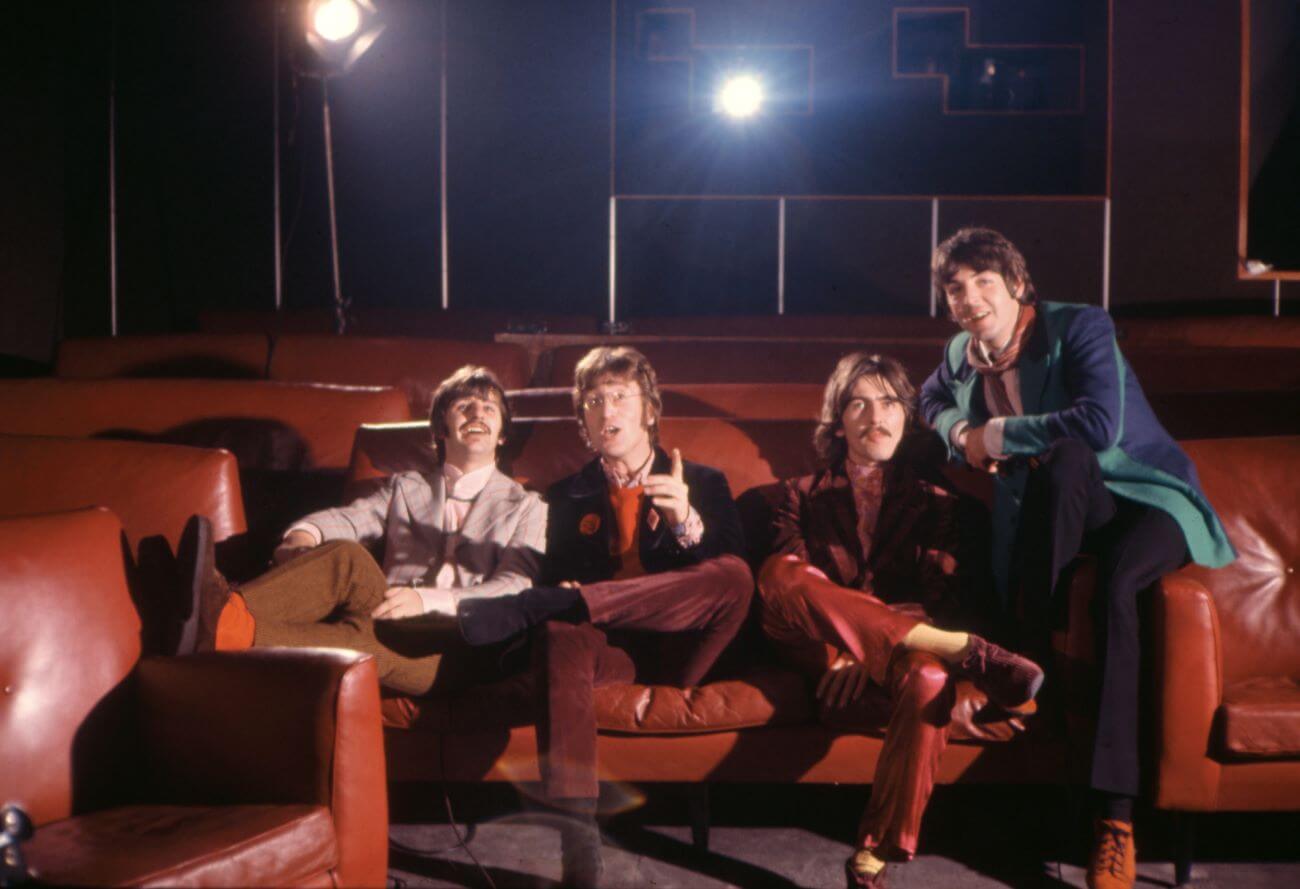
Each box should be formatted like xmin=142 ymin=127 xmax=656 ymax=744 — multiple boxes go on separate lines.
xmin=284 ymin=522 xmax=324 ymax=545
xmin=950 ymin=420 xmax=970 ymax=453
xmin=984 ymin=417 xmax=1008 ymax=460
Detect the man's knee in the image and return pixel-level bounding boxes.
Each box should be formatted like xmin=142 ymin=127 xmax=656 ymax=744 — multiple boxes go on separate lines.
xmin=704 ymin=554 xmax=755 ymax=617
xmin=892 ymin=651 xmax=950 ymax=706
xmin=1042 ymin=438 xmax=1100 ymax=488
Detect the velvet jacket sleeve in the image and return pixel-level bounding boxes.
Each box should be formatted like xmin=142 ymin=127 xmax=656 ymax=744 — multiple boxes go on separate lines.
xmin=681 ymin=461 xmax=746 ymax=562
xmin=999 ymin=305 xmax=1124 ymax=456
xmin=770 ymin=478 xmax=810 ymax=561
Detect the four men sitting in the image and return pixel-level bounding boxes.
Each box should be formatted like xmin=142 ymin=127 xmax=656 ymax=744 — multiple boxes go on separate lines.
xmin=173 ymin=229 xmax=1232 ymax=889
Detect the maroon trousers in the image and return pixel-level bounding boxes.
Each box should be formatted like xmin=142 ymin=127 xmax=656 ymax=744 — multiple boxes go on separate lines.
xmin=534 ymin=554 xmax=754 ymax=801
xmin=757 ymin=554 xmax=954 ymax=860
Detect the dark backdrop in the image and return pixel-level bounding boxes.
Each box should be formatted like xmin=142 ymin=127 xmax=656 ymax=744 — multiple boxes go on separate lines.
xmin=2 ymin=1 xmax=1294 ymax=362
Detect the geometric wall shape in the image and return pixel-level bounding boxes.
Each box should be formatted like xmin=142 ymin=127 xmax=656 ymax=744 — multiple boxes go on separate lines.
xmin=895 ymin=8 xmax=1085 ymax=114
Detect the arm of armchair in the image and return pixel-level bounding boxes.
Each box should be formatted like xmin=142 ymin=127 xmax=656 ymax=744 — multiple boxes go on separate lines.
xmin=135 ymin=648 xmax=387 ymax=887
xmin=1150 ymin=572 xmax=1224 ymax=811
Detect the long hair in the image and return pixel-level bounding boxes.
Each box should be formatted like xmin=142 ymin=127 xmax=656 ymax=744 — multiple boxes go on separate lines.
xmin=571 ymin=345 xmax=663 ymax=447
xmin=813 ymin=352 xmax=917 ymax=465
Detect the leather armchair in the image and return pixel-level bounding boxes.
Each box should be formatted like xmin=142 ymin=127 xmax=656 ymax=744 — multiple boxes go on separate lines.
xmin=0 ymin=508 xmax=388 ymax=887
xmin=1147 ymin=437 xmax=1300 ymax=881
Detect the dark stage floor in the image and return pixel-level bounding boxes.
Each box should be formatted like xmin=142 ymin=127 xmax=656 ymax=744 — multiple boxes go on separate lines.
xmin=387 ymin=782 xmax=1300 ymax=888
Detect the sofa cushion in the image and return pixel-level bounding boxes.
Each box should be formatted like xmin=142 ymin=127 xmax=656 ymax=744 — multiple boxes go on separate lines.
xmin=25 ymin=804 xmax=337 ymax=888
xmin=1216 ymin=676 xmax=1300 ymax=759
xmin=382 ymin=666 xmax=815 ymax=735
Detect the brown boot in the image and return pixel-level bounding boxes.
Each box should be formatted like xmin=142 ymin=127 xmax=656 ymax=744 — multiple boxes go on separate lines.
xmin=954 ymin=635 xmax=1045 ymax=709
xmin=1086 ymin=818 xmax=1136 ymax=889
xmin=175 ymin=515 xmax=232 ymax=655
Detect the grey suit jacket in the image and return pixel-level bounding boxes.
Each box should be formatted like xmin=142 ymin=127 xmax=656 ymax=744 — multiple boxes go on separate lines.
xmin=295 ymin=468 xmax=546 ymax=604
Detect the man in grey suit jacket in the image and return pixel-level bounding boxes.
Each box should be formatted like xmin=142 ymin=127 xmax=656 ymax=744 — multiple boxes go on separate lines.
xmin=177 ymin=365 xmax=546 ymax=696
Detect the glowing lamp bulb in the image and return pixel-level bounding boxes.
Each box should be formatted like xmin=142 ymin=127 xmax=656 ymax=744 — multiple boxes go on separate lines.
xmin=717 ymin=75 xmax=764 ymax=118
xmin=313 ymin=0 xmax=361 ymax=42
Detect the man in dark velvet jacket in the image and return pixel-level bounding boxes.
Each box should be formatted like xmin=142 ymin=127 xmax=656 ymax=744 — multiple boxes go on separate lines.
xmin=758 ymin=351 xmax=1043 ymax=888
xmin=455 ymin=345 xmax=752 ymax=887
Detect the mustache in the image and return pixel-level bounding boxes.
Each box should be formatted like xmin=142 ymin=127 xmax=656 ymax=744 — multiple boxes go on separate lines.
xmin=859 ymin=426 xmax=893 ymax=437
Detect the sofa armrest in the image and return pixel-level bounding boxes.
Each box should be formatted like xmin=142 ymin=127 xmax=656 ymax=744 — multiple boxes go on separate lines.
xmin=1151 ymin=571 xmax=1224 ymax=811
xmin=136 ymin=648 xmax=387 ymax=887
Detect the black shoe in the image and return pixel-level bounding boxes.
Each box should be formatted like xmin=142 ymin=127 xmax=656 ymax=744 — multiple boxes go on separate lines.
xmin=457 ymin=585 xmax=588 ymax=646
xmin=560 ymin=816 xmax=604 ymax=888
xmin=174 ymin=515 xmax=232 ymax=655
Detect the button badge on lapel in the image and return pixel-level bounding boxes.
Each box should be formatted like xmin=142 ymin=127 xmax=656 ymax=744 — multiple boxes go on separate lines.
xmin=579 ymin=513 xmax=601 ymax=536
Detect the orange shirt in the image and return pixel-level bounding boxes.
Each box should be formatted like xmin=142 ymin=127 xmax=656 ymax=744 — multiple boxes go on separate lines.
xmin=608 ymin=484 xmax=646 ymax=580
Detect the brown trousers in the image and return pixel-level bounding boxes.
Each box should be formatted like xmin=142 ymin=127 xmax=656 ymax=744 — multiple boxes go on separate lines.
xmin=534 ymin=554 xmax=754 ymax=801
xmin=757 ymin=554 xmax=953 ymax=860
xmin=240 ymin=540 xmax=474 ymax=696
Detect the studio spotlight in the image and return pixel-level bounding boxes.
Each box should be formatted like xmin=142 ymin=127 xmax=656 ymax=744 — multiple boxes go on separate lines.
xmin=716 ymin=74 xmax=764 ymax=118
xmin=312 ymin=0 xmax=361 ymax=42
xmin=304 ymin=0 xmax=383 ymax=73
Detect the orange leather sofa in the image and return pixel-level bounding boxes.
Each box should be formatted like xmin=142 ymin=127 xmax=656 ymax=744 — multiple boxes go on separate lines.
xmin=1 ymin=508 xmax=388 ymax=887
xmin=347 ymin=418 xmax=1059 ymax=813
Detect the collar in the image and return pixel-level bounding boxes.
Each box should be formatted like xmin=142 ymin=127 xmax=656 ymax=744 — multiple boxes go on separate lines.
xmin=600 ymin=447 xmax=656 ymax=489
xmin=443 ymin=461 xmax=495 ymax=502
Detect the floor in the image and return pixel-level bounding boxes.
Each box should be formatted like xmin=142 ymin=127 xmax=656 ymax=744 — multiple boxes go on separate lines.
xmin=387 ymin=783 xmax=1300 ymax=888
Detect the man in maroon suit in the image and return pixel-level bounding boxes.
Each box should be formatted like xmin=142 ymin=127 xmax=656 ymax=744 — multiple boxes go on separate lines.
xmin=758 ymin=351 xmax=1043 ymax=888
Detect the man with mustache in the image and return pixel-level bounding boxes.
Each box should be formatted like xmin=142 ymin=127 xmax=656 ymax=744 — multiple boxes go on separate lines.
xmin=920 ymin=228 xmax=1235 ymax=889
xmin=454 ymin=345 xmax=753 ymax=887
xmin=175 ymin=364 xmax=547 ymax=698
xmin=758 ymin=351 xmax=1044 ymax=888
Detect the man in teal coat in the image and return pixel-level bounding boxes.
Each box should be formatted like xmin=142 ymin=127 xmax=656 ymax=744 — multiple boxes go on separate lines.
xmin=920 ymin=228 xmax=1234 ymax=889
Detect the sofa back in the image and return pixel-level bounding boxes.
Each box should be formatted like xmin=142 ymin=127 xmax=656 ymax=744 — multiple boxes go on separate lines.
xmin=0 ymin=379 xmax=411 ymax=471
xmin=268 ymin=335 xmax=533 ymax=414
xmin=0 ymin=435 xmax=246 ymax=551
xmin=1179 ymin=436 xmax=1300 ymax=686
xmin=546 ymin=341 xmax=944 ymax=386
xmin=347 ymin=416 xmax=818 ymax=499
xmin=1116 ymin=316 xmax=1300 ymax=350
xmin=510 ymin=383 xmax=827 ymax=421
xmin=0 ymin=509 xmax=140 ymax=826
xmin=55 ymin=334 xmax=271 ymax=379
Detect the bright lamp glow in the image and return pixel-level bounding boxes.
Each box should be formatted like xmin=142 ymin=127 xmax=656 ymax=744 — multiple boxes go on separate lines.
xmin=312 ymin=0 xmax=361 ymax=43
xmin=716 ymin=75 xmax=764 ymax=118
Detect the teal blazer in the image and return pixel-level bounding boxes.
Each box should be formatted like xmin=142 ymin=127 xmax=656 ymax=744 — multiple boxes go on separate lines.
xmin=919 ymin=301 xmax=1235 ymax=602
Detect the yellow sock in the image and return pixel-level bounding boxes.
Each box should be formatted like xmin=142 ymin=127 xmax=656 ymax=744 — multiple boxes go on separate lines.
xmin=900 ymin=624 xmax=970 ymax=661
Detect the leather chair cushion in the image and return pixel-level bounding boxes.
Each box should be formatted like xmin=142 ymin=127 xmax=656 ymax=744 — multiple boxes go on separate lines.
xmin=25 ymin=804 xmax=337 ymax=888
xmin=1217 ymin=676 xmax=1300 ymax=759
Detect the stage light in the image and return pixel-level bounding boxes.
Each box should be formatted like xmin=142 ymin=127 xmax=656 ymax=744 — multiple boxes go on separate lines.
xmin=311 ymin=0 xmax=360 ymax=43
xmin=716 ymin=75 xmax=764 ymax=118
xmin=303 ymin=0 xmax=383 ymax=73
